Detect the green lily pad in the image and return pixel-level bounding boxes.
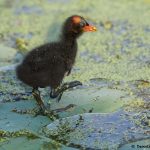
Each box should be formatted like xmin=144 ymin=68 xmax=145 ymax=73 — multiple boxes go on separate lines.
xmin=44 ymin=112 xmax=150 ymax=149
xmin=50 ymin=87 xmax=128 ymax=117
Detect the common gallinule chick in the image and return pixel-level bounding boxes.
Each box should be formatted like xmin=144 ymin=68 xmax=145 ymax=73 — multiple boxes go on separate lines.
xmin=16 ymin=15 xmax=97 ymax=115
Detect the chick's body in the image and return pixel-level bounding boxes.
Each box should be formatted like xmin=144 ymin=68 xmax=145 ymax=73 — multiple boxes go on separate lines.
xmin=17 ymin=41 xmax=77 ymax=89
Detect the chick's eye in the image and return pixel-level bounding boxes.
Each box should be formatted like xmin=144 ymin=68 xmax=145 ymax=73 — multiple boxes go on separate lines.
xmin=79 ymin=22 xmax=85 ymax=27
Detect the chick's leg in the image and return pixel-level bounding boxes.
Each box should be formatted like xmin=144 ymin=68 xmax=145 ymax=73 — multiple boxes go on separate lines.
xmin=32 ymin=88 xmax=46 ymax=112
xmin=32 ymin=88 xmax=59 ymax=119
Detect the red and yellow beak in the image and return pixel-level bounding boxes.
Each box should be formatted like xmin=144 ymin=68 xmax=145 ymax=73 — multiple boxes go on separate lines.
xmin=82 ymin=25 xmax=97 ymax=32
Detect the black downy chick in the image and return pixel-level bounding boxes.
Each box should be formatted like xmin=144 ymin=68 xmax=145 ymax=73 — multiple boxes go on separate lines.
xmin=16 ymin=15 xmax=97 ymax=114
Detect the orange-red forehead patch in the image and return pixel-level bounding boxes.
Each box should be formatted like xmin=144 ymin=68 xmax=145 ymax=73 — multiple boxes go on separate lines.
xmin=72 ymin=16 xmax=81 ymax=24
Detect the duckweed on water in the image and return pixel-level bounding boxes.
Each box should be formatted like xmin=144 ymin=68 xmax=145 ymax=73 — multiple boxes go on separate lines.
xmin=0 ymin=0 xmax=150 ymax=82
xmin=0 ymin=129 xmax=39 ymax=141
xmin=16 ymin=38 xmax=28 ymax=53
xmin=124 ymin=98 xmax=145 ymax=110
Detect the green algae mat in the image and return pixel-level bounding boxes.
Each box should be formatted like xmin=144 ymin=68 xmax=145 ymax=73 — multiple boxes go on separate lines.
xmin=0 ymin=0 xmax=150 ymax=149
